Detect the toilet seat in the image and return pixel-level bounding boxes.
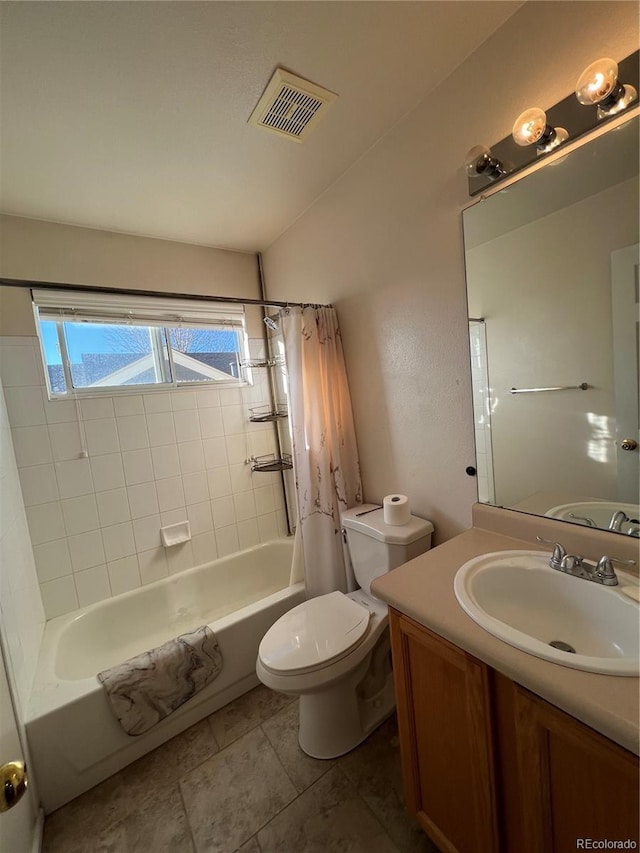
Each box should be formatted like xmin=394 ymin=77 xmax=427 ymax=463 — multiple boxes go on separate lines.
xmin=258 ymin=590 xmax=370 ymax=675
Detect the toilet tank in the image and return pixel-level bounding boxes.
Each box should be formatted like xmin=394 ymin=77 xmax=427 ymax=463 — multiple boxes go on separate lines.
xmin=341 ymin=504 xmax=434 ymax=596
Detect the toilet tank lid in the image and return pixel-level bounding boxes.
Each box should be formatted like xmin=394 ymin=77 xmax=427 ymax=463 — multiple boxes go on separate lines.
xmin=341 ymin=505 xmax=434 ymax=545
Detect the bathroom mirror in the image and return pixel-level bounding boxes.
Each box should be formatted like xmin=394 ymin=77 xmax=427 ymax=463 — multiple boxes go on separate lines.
xmin=463 ymin=114 xmax=639 ymax=537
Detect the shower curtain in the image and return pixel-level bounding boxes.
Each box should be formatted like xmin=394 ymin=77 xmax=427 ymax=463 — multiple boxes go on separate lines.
xmin=280 ymin=306 xmax=362 ymax=597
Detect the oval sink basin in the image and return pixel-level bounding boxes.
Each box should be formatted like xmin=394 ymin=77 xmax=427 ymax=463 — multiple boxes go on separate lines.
xmin=454 ymin=550 xmax=640 ymax=676
xmin=545 ymin=501 xmax=640 ymax=534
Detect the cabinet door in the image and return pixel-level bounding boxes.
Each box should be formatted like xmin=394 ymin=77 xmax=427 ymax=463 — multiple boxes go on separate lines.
xmin=513 ymin=685 xmax=640 ymax=853
xmin=389 ymin=610 xmax=499 ymax=853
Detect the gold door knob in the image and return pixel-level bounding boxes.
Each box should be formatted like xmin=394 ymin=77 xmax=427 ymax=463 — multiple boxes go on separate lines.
xmin=0 ymin=761 xmax=27 ymax=812
xmin=620 ymin=439 xmax=638 ymax=451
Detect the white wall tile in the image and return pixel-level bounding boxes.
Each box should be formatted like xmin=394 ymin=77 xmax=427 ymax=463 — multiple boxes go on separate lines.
xmin=254 ymin=485 xmax=276 ymax=516
xmin=222 ymin=405 xmax=245 ymax=436
xmin=208 ymin=466 xmax=233 ymax=499
xmin=166 ymin=541 xmax=193 ymax=576
xmin=62 ymin=495 xmax=100 ymax=536
xmin=25 ymin=501 xmax=66 ymax=545
xmin=114 ymin=395 xmax=144 ymax=417
xmin=132 ymin=514 xmax=161 ymax=553
xmin=122 ymin=449 xmax=154 ymax=485
xmin=225 ymin=434 xmax=248 ymax=465
xmin=116 ymin=415 xmax=149 ymax=451
xmin=228 ymin=462 xmax=252 ymax=494
xmin=32 ymin=538 xmax=72 ymax=583
xmin=40 ymin=575 xmax=78 ymax=619
xmin=84 ymin=418 xmax=120 ymax=456
xmin=74 ymin=564 xmax=111 ymax=607
xmin=218 ymin=388 xmax=242 ymax=406
xmin=143 ymin=394 xmax=171 ymax=414
xmin=19 ymin=463 xmax=59 ymax=506
xmin=68 ymin=529 xmax=106 ymax=571
xmin=202 ymin=437 xmax=228 ymax=469
xmin=198 ymin=408 xmax=224 ymax=439
xmin=182 ymin=471 xmax=209 ymax=506
xmin=12 ymin=425 xmax=52 ymax=466
xmin=215 ymin=524 xmax=240 ymax=557
xmin=160 ymin=508 xmax=188 ymax=527
xmin=102 ymin=521 xmax=136 ymax=561
xmin=171 ymin=391 xmax=196 ymax=411
xmin=258 ymin=513 xmax=279 ymax=542
xmin=48 ymin=421 xmax=84 ymax=461
xmin=186 ymin=501 xmax=212 ymax=536
xmin=173 ymin=410 xmax=200 ymax=443
xmin=156 ymin=476 xmax=185 ymax=512
xmin=43 ymin=397 xmax=77 ymax=424
xmin=107 ymin=555 xmax=141 ymax=595
xmin=233 ymin=491 xmax=257 ymax=522
xmin=195 ymin=389 xmax=220 ymax=409
xmin=0 ymin=345 xmax=41 ymax=386
xmin=178 ymin=440 xmax=205 ymax=474
xmin=237 ymin=518 xmax=260 ymax=550
xmin=4 ymin=387 xmax=46 ymax=427
xmin=150 ymin=444 xmax=180 ymax=480
xmin=127 ymin=482 xmax=159 ymax=520
xmin=55 ymin=458 xmax=94 ymax=499
xmin=191 ymin=532 xmax=217 ymax=566
xmin=96 ymin=488 xmax=131 ymax=526
xmin=137 ymin=548 xmax=168 ymax=585
xmin=211 ymin=497 xmax=236 ymax=529
xmin=79 ymin=397 xmax=114 ymax=421
xmin=146 ymin=412 xmax=176 ymax=446
xmin=90 ymin=452 xmax=125 ymax=492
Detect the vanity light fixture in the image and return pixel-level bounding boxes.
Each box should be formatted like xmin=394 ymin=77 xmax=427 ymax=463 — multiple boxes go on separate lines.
xmin=464 ymin=145 xmax=506 ymax=182
xmin=511 ymin=107 xmax=568 ymax=154
xmin=575 ymin=57 xmax=638 ymax=119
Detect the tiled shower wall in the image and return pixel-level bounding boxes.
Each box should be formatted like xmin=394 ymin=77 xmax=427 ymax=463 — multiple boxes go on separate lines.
xmin=0 ymin=335 xmax=288 ymax=620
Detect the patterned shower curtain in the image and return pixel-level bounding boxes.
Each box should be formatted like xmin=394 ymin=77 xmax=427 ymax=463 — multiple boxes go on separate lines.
xmin=280 ymin=306 xmax=362 ymax=598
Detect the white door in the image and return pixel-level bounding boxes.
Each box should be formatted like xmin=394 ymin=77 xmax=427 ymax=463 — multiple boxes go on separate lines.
xmin=0 ymin=644 xmax=36 ymax=853
xmin=611 ymin=244 xmax=640 ymax=504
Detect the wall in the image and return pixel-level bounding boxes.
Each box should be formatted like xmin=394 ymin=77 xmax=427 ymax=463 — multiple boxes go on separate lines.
xmin=466 ymin=177 xmax=638 ymax=508
xmin=0 ymin=375 xmax=45 ymax=711
xmin=0 ymin=218 xmax=287 ymax=618
xmin=262 ymin=1 xmax=639 ymax=543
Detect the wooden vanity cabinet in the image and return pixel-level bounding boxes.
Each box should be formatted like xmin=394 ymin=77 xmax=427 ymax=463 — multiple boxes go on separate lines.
xmin=389 ymin=609 xmax=640 ymax=853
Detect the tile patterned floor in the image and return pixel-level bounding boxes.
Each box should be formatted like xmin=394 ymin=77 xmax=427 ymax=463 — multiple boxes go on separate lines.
xmin=42 ymin=685 xmax=440 ymax=853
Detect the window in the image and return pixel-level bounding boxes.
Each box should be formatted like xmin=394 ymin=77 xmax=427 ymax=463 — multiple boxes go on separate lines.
xmin=33 ymin=289 xmax=249 ymax=397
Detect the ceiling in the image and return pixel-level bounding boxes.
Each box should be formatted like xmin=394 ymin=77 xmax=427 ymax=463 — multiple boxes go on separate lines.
xmin=0 ymin=2 xmax=522 ymax=253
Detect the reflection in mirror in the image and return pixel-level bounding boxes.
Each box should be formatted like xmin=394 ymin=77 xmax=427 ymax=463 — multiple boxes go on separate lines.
xmin=464 ymin=115 xmax=639 ymax=537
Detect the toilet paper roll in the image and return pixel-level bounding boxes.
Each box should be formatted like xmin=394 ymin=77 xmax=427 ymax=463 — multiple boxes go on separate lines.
xmin=383 ymin=494 xmax=411 ymax=526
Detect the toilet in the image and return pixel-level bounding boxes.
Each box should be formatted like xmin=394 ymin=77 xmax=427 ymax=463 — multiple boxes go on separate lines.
xmin=256 ymin=503 xmax=434 ymax=759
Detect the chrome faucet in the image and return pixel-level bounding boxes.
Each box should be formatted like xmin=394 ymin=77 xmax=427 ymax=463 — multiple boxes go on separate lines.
xmin=536 ymin=537 xmax=636 ymax=586
xmin=608 ymin=510 xmax=630 ymax=532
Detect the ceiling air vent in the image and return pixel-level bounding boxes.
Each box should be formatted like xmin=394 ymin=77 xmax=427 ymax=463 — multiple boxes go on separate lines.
xmin=248 ymin=68 xmax=337 ymax=143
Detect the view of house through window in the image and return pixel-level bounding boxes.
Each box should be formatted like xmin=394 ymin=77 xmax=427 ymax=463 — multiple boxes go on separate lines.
xmin=34 ymin=291 xmax=248 ymax=396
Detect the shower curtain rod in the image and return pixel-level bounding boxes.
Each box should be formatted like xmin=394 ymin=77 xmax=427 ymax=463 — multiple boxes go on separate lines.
xmin=0 ymin=277 xmax=331 ymax=311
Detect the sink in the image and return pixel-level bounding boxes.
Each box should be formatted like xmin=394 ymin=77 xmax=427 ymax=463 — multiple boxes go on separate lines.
xmin=545 ymin=501 xmax=640 ymax=534
xmin=454 ymin=550 xmax=640 ymax=676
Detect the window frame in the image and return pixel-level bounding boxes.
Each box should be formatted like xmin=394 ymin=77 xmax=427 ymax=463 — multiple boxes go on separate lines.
xmin=32 ymin=289 xmax=253 ymax=399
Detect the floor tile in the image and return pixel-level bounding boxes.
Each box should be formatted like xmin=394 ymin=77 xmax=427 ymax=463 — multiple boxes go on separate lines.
xmin=256 ymin=765 xmax=398 ymax=853
xmin=43 ymin=814 xmax=127 ymax=853
xmin=180 ymin=725 xmax=297 ymax=852
xmin=261 ymin=700 xmax=334 ymax=793
xmin=208 ymin=684 xmax=294 ymax=749
xmin=235 ymin=836 xmax=261 ymax=852
xmin=43 ymin=772 xmax=128 ymax=848
xmin=123 ymin=718 xmax=219 ymax=810
xmin=338 ymin=715 xmax=438 ymax=853
xmin=124 ymin=786 xmax=194 ymax=853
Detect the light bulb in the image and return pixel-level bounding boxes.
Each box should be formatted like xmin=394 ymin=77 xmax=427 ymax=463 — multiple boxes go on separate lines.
xmin=464 ymin=145 xmax=505 ymax=181
xmin=575 ymin=57 xmax=637 ymax=118
xmin=512 ymin=108 xmax=568 ymax=154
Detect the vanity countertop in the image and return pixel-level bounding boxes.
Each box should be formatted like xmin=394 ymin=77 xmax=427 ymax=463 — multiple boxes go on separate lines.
xmin=372 ymin=526 xmax=640 ymax=755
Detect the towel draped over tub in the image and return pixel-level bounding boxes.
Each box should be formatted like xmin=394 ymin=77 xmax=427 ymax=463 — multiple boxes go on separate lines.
xmin=97 ymin=626 xmax=223 ymax=735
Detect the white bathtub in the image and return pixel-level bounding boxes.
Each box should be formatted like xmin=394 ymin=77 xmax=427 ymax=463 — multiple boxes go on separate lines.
xmin=26 ymin=538 xmax=304 ymax=813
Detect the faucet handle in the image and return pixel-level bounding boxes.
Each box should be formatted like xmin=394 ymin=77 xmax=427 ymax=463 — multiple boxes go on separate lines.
xmin=595 ymin=557 xmax=619 ymax=585
xmin=536 ymin=536 xmax=566 ymax=568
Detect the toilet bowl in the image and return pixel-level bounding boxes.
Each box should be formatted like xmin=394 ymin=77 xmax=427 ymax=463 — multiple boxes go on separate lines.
xmin=256 ymin=504 xmax=434 ymax=759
